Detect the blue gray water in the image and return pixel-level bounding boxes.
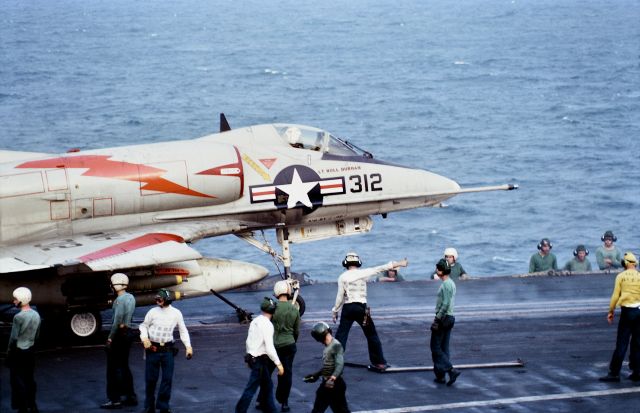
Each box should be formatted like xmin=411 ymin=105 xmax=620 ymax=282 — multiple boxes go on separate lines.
xmin=1 ymin=0 xmax=639 ymax=280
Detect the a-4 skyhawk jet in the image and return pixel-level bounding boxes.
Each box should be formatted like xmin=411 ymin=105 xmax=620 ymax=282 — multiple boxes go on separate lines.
xmin=0 ymin=115 xmax=516 ymax=338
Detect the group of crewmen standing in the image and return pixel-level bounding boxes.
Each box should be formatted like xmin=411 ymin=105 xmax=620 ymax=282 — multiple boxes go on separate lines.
xmin=529 ymin=230 xmax=625 ymax=273
xmin=5 ymin=274 xmax=193 ymax=413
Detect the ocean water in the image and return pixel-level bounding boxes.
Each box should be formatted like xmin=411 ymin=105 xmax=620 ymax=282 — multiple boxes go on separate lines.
xmin=1 ymin=0 xmax=639 ymax=280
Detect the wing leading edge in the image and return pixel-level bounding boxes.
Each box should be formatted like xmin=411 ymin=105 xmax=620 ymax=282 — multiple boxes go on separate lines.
xmin=0 ymin=219 xmax=257 ymax=274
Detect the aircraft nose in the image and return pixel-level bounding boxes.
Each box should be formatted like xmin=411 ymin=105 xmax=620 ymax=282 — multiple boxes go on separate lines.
xmin=398 ymin=168 xmax=461 ymax=196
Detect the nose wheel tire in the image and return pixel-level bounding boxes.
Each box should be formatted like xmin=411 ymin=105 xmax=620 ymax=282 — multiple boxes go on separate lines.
xmin=69 ymin=311 xmax=101 ymax=338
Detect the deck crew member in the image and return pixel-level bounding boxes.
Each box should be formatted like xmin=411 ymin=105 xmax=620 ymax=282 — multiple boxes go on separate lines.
xmin=304 ymin=322 xmax=350 ymax=413
xmin=430 ymin=259 xmax=461 ymax=386
xmin=377 ymin=268 xmax=405 ymax=282
xmin=528 ymin=238 xmax=558 ymax=273
xmin=7 ymin=287 xmax=41 ymax=413
xmin=236 ymin=297 xmax=284 ymax=413
xmin=436 ymin=248 xmax=468 ymax=280
xmin=563 ymin=245 xmax=593 ymax=272
xmin=258 ymin=281 xmax=300 ymax=412
xmin=331 ymin=252 xmax=408 ymax=370
xmin=100 ymin=273 xmax=137 ymax=410
xmin=596 ymin=230 xmax=623 ymax=270
xmin=600 ymin=252 xmax=640 ymax=382
xmin=139 ymin=289 xmax=193 ymax=413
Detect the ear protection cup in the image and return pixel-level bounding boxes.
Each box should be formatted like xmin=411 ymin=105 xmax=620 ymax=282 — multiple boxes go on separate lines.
xmin=537 ymin=239 xmax=553 ymax=250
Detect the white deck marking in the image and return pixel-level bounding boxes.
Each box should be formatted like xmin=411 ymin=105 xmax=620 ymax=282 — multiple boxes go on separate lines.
xmin=353 ymin=387 xmax=640 ymax=412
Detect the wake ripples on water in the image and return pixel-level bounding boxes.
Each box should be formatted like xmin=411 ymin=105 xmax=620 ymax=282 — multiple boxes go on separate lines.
xmin=0 ymin=0 xmax=638 ymax=280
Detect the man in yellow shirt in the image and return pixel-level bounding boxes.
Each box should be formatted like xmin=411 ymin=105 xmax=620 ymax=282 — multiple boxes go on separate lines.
xmin=600 ymin=252 xmax=640 ymax=382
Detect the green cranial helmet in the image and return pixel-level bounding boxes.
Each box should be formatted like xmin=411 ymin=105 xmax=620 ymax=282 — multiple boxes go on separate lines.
xmin=156 ymin=288 xmax=172 ymax=304
xmin=311 ymin=322 xmax=332 ymax=342
xmin=260 ymin=296 xmax=277 ymax=314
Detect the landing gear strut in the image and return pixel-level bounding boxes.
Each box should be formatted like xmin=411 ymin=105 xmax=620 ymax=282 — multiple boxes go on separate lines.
xmin=236 ymin=225 xmax=306 ymax=316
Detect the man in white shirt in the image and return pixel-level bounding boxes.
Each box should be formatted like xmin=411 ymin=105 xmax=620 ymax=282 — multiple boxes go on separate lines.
xmin=236 ymin=297 xmax=284 ymax=413
xmin=139 ymin=289 xmax=193 ymax=413
xmin=332 ymin=252 xmax=408 ymax=370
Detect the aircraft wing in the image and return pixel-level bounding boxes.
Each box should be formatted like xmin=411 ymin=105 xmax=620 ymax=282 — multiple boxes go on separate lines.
xmin=0 ymin=219 xmax=260 ymax=273
xmin=0 ymin=150 xmax=52 ymax=163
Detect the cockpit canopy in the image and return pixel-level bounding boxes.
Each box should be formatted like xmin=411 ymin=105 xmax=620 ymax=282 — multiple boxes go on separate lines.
xmin=275 ymin=125 xmax=372 ymax=158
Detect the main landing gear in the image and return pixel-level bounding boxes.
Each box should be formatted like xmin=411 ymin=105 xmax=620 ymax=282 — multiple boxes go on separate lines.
xmin=209 ymin=226 xmax=306 ymax=323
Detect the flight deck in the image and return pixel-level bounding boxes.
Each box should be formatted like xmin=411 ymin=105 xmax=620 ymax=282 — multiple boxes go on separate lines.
xmin=1 ymin=273 xmax=638 ymax=412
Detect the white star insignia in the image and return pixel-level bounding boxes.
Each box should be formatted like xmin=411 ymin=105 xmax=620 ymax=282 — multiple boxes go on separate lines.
xmin=277 ymin=168 xmax=318 ymax=209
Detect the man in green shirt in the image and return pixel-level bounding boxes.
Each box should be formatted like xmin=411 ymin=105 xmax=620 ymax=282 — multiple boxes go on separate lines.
xmin=377 ymin=268 xmax=405 ymax=282
xmin=8 ymin=287 xmax=41 ymax=413
xmin=304 ymin=322 xmax=349 ymax=413
xmin=596 ymin=230 xmax=623 ymax=270
xmin=258 ymin=281 xmax=300 ymax=412
xmin=430 ymin=259 xmax=460 ymax=386
xmin=444 ymin=248 xmax=469 ymax=280
xmin=529 ymin=238 xmax=558 ymax=273
xmin=564 ymin=245 xmax=593 ymax=272
xmin=101 ymin=273 xmax=138 ymax=409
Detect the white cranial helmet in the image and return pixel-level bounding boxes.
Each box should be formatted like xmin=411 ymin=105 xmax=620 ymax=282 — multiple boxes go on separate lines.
xmin=110 ymin=273 xmax=129 ymax=292
xmin=13 ymin=287 xmax=32 ymax=305
xmin=273 ymin=280 xmax=291 ymax=297
xmin=285 ymin=127 xmax=302 ymax=145
xmin=444 ymin=247 xmax=458 ymax=260
xmin=342 ymin=251 xmax=362 ymax=268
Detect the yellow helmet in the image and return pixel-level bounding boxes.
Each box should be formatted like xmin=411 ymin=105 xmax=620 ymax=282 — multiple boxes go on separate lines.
xmin=622 ymin=252 xmax=637 ymax=267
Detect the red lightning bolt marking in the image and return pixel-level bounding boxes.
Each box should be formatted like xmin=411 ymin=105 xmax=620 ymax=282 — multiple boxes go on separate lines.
xmin=195 ymin=146 xmax=244 ymax=197
xmin=17 ymin=155 xmax=214 ymax=198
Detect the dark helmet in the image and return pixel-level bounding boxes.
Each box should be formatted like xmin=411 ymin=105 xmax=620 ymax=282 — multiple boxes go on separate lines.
xmin=155 ymin=288 xmax=172 ymax=305
xmin=260 ymin=296 xmax=277 ymax=314
xmin=537 ymin=238 xmax=553 ymax=250
xmin=436 ymin=258 xmax=451 ymax=275
xmin=311 ymin=322 xmax=332 ymax=342
xmin=573 ymin=244 xmax=589 ymax=256
xmin=601 ymin=230 xmax=617 ymax=242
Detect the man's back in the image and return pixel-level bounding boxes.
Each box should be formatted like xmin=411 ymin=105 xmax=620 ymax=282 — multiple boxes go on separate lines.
xmin=272 ymin=300 xmax=300 ymax=348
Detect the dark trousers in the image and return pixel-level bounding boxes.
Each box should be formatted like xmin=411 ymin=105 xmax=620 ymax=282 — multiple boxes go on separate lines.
xmin=608 ymin=306 xmax=640 ymax=375
xmin=145 ymin=349 xmax=175 ymax=411
xmin=9 ymin=347 xmax=37 ymax=411
xmin=258 ymin=343 xmax=297 ymax=405
xmin=106 ymin=331 xmax=136 ymax=402
xmin=236 ymin=356 xmax=277 ymax=413
xmin=430 ymin=315 xmax=455 ymax=378
xmin=335 ymin=303 xmax=386 ymax=365
xmin=311 ymin=376 xmax=350 ymax=413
